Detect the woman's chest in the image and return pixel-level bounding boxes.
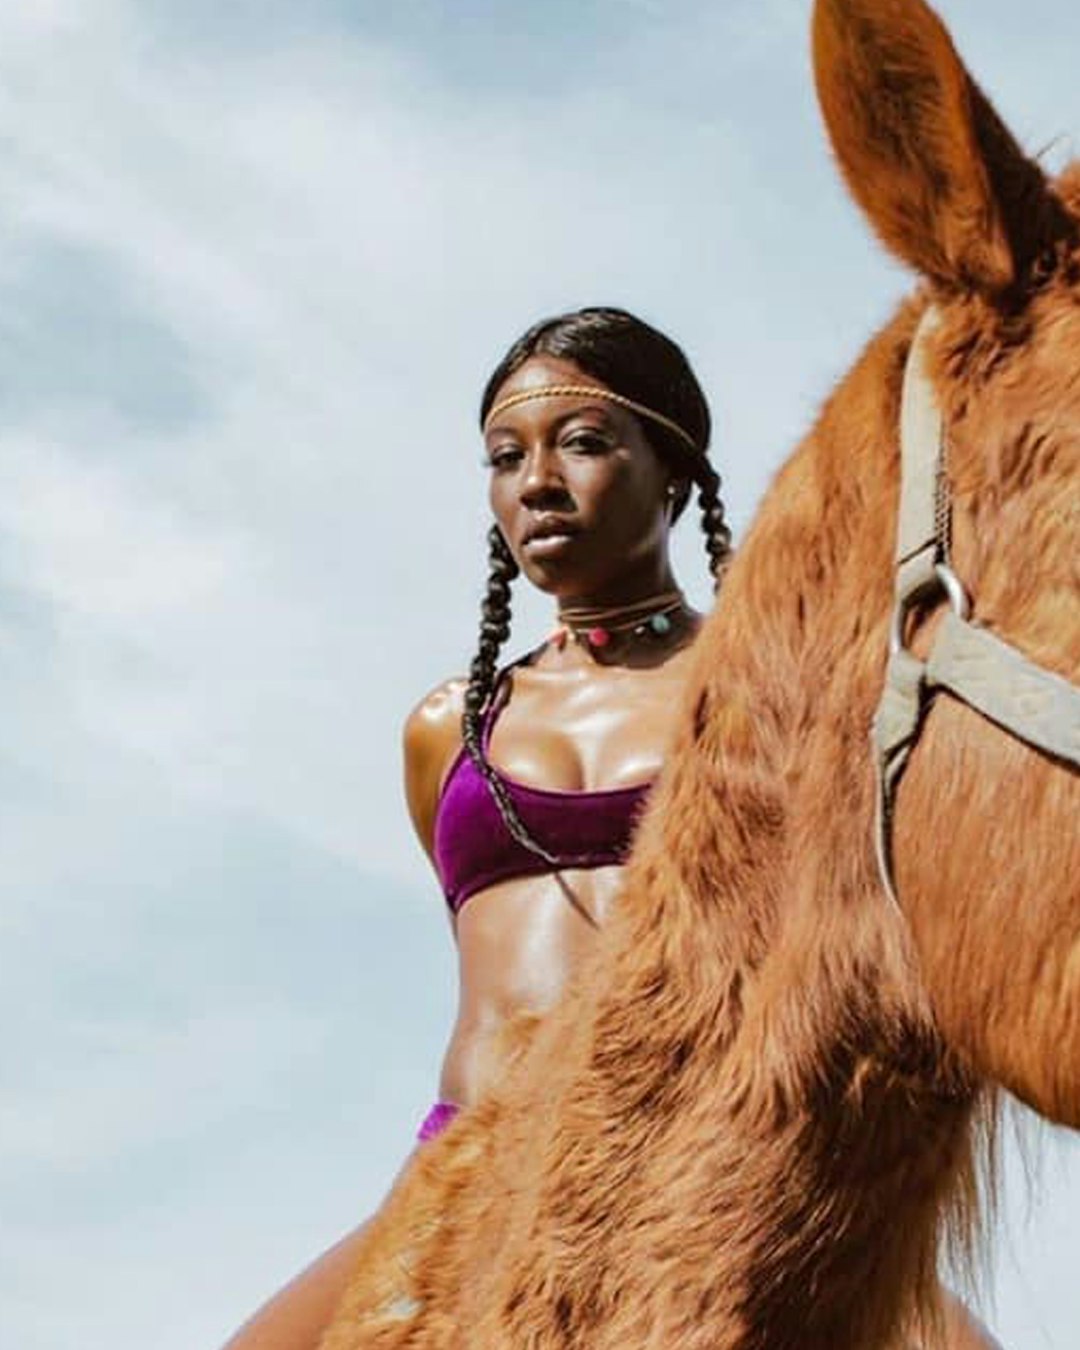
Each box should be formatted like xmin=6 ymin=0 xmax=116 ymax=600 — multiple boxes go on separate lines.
xmin=486 ymin=666 xmax=687 ymax=792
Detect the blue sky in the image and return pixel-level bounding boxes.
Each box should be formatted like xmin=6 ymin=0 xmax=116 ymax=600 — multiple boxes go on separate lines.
xmin=2 ymin=2 xmax=1078 ymax=1347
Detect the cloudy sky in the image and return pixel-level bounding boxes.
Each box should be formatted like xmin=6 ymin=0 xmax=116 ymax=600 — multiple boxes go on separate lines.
xmin=2 ymin=2 xmax=1078 ymax=1347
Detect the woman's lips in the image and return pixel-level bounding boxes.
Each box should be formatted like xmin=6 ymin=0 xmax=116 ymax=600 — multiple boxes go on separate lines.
xmin=523 ymin=531 xmax=578 ymax=559
xmin=522 ymin=519 xmax=580 ymax=558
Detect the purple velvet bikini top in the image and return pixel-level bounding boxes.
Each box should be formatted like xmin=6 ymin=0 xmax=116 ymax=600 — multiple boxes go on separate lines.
xmin=433 ymin=668 xmax=653 ymax=914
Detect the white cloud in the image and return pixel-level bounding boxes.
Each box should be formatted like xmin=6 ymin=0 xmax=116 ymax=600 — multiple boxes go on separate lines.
xmin=0 ymin=1005 xmax=317 ymax=1168
xmin=1 ymin=0 xmax=811 ymax=886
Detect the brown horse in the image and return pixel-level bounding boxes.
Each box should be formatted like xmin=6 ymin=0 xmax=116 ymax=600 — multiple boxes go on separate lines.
xmin=320 ymin=0 xmax=1080 ymax=1345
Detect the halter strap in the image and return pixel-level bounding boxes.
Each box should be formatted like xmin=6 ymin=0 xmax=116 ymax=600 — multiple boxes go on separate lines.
xmin=872 ymin=304 xmax=1080 ymax=909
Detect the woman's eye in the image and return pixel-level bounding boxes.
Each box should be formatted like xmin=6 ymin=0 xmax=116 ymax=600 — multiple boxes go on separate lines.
xmin=488 ymin=447 xmax=524 ymax=471
xmin=563 ymin=432 xmax=609 ymax=454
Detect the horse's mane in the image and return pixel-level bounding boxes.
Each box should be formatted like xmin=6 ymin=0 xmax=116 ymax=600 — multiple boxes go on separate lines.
xmin=321 ymin=2 xmax=1080 ymax=1343
xmin=322 ymin=300 xmax=990 ymax=1349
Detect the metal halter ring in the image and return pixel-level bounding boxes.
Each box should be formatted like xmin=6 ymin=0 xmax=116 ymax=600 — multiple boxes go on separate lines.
xmin=889 ymin=562 xmax=971 ymax=657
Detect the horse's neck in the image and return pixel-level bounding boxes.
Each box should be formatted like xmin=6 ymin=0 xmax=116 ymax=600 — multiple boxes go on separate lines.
xmin=410 ymin=309 xmax=982 ymax=1348
xmin=459 ymin=850 xmax=977 ymax=1349
xmin=593 ymin=306 xmax=984 ymax=1345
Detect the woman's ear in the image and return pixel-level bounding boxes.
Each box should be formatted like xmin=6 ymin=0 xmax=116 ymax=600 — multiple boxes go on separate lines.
xmin=667 ymin=478 xmax=691 ymax=522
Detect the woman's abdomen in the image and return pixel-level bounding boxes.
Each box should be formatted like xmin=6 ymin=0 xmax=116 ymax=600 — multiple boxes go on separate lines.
xmin=439 ymin=865 xmax=621 ymax=1105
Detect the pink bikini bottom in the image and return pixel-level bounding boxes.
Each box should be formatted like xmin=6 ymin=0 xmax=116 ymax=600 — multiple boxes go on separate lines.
xmin=417 ymin=1101 xmax=460 ymax=1142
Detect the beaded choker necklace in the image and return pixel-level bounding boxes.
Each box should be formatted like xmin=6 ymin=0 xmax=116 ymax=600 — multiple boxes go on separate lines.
xmin=550 ymin=590 xmax=686 ymax=652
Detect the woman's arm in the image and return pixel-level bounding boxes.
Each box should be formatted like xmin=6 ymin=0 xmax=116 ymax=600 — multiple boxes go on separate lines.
xmin=219 ymin=1224 xmax=374 ymax=1350
xmin=219 ymin=681 xmax=465 ymax=1349
xmin=401 ymin=677 xmax=466 ymax=860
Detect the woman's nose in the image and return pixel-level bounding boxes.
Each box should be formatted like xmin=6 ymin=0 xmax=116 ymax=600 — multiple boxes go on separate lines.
xmin=519 ymin=448 xmax=570 ymax=506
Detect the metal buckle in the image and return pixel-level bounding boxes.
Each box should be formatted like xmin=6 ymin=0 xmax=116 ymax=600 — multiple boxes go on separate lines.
xmin=889 ymin=561 xmax=970 ymax=657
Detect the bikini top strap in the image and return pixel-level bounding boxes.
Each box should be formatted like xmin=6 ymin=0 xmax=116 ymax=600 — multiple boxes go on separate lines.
xmin=480 ymin=649 xmax=542 ymax=753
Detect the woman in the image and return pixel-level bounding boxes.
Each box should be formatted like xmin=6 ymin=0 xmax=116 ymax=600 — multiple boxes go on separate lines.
xmin=222 ymin=308 xmax=995 ymax=1350
xmin=223 ymin=306 xmax=727 ymax=1350
xmin=406 ymin=305 xmax=730 ymax=1137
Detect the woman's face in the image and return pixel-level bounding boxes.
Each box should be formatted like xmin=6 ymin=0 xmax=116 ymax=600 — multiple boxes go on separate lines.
xmin=483 ymin=356 xmax=675 ymax=602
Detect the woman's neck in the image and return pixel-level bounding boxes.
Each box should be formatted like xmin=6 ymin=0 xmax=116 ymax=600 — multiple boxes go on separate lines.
xmin=553 ymin=561 xmax=681 ymax=613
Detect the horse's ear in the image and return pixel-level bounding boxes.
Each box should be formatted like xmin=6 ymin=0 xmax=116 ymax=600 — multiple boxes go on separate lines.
xmin=812 ymin=0 xmax=1068 ymax=295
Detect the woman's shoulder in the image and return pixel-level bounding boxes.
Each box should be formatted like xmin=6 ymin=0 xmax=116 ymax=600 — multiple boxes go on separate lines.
xmin=402 ymin=645 xmax=533 ymax=770
xmin=403 ymin=677 xmax=468 ymax=857
xmin=404 ymin=677 xmax=467 ymax=754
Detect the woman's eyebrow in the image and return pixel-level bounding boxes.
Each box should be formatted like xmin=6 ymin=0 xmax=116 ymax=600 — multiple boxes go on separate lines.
xmin=552 ymin=405 xmax=617 ymax=429
xmin=484 ymin=403 xmax=618 ymax=440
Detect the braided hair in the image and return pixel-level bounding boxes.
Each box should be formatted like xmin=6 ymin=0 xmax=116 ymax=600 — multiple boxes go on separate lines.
xmin=465 ymin=306 xmax=733 ymax=866
xmin=461 ymin=525 xmax=559 ymax=866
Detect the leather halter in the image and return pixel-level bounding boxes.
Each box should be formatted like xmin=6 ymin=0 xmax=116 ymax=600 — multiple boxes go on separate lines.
xmin=872 ymin=305 xmax=1080 ymax=909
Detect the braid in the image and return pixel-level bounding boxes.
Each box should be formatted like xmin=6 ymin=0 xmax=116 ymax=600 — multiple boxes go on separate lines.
xmin=693 ymin=463 xmax=734 ymax=588
xmin=461 ymin=526 xmax=559 ymax=866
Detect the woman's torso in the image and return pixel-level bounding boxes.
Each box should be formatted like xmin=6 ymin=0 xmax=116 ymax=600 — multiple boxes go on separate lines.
xmin=405 ymin=641 xmax=697 ymax=1106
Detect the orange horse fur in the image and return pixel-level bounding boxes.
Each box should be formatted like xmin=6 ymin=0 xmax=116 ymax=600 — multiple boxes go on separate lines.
xmin=321 ymin=1 xmax=1080 ymax=1345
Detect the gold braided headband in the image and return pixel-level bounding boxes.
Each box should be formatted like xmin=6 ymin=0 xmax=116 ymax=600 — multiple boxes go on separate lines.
xmin=483 ymin=384 xmax=700 ymax=455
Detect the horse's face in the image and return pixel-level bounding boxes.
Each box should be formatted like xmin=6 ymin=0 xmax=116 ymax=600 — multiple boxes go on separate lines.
xmin=814 ymin=0 xmax=1080 ymax=1123
xmin=942 ymin=189 xmax=1080 ymax=667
